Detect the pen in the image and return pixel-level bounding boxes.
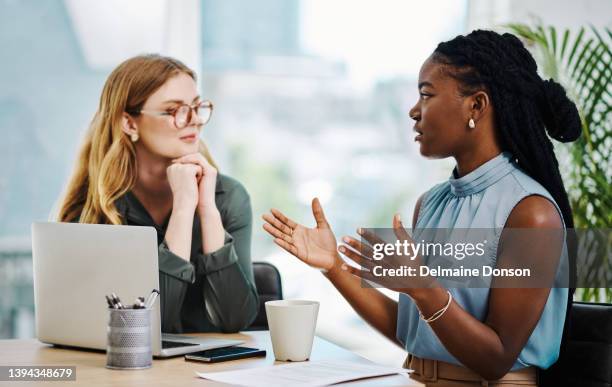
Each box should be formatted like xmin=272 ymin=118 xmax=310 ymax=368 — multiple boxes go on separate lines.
xmin=105 ymin=295 xmax=116 ymax=309
xmin=145 ymin=289 xmax=160 ymax=309
xmin=111 ymin=293 xmax=124 ymax=309
xmin=133 ymin=297 xmax=146 ymax=309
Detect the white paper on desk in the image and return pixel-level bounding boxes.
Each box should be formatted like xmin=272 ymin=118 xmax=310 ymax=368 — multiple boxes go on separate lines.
xmin=195 ymin=359 xmax=411 ymax=386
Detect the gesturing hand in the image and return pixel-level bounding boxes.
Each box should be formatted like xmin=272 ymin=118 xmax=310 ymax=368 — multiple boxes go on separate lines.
xmin=262 ymin=198 xmax=341 ymax=271
xmin=338 ymin=214 xmax=434 ymax=293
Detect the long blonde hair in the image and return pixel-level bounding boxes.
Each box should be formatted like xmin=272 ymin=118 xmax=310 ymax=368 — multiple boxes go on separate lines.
xmin=58 ymin=54 xmax=217 ymax=224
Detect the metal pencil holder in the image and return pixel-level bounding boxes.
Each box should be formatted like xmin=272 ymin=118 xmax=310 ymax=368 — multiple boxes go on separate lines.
xmin=106 ymin=308 xmax=152 ymax=370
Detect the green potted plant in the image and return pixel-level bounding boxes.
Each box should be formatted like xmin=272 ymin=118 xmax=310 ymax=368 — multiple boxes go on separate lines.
xmin=507 ymin=23 xmax=611 ymax=302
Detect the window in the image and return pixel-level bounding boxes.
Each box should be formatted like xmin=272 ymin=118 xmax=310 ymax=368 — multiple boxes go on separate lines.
xmin=0 ymin=1 xmax=465 ymax=364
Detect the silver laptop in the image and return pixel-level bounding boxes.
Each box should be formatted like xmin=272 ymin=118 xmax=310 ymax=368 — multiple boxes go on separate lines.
xmin=31 ymin=222 xmax=243 ymax=357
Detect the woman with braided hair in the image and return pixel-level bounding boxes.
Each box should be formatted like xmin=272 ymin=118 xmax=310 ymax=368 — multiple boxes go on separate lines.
xmin=263 ymin=29 xmax=580 ymax=386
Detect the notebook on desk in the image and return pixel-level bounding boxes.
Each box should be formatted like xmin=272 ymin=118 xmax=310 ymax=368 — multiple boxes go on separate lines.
xmin=31 ymin=222 xmax=244 ymax=357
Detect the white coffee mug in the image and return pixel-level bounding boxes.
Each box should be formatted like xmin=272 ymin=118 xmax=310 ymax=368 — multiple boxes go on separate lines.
xmin=265 ymin=300 xmax=319 ymax=361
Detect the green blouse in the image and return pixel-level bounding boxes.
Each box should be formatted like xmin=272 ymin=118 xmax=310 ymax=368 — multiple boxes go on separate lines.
xmin=113 ymin=174 xmax=259 ymax=333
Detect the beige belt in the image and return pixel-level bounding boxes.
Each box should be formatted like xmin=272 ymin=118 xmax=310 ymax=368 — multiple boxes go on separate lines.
xmin=406 ymin=354 xmax=537 ymax=386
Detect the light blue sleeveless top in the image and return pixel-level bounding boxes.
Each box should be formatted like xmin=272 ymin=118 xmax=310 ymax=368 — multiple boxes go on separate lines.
xmin=396 ymin=152 xmax=568 ymax=370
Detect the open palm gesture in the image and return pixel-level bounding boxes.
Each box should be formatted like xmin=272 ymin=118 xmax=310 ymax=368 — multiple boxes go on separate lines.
xmin=262 ymin=198 xmax=339 ymax=271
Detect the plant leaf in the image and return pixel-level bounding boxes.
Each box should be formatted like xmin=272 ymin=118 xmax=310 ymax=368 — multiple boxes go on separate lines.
xmin=567 ymin=27 xmax=586 ymax=68
xmin=560 ymin=29 xmax=571 ymax=59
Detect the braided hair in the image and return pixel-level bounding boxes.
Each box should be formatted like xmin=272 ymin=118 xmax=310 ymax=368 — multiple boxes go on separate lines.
xmin=432 ymin=30 xmax=581 ymax=230
xmin=432 ymin=30 xmax=580 ymax=372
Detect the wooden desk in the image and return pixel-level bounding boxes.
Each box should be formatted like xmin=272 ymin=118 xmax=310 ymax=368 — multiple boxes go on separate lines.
xmin=0 ymin=331 xmax=423 ymax=386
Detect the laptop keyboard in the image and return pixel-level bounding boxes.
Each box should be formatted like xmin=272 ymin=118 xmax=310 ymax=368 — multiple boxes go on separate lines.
xmin=162 ymin=340 xmax=200 ymax=349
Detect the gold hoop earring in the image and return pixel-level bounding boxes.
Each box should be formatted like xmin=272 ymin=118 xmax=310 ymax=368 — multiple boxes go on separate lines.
xmin=468 ymin=118 xmax=475 ymax=129
xmin=130 ymin=133 xmax=139 ymax=142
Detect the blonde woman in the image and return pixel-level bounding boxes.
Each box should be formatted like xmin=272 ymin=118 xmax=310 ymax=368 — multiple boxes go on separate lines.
xmin=58 ymin=54 xmax=258 ymax=333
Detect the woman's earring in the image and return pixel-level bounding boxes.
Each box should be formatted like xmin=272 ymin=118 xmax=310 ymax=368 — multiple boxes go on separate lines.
xmin=130 ymin=133 xmax=139 ymax=142
xmin=468 ymin=118 xmax=475 ymax=129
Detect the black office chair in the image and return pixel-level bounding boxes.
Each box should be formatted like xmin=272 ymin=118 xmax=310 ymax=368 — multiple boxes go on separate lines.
xmin=246 ymin=262 xmax=283 ymax=330
xmin=540 ymin=302 xmax=612 ymax=387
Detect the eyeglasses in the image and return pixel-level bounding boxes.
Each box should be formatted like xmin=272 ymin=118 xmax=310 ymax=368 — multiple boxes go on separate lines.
xmin=128 ymin=100 xmax=214 ymax=129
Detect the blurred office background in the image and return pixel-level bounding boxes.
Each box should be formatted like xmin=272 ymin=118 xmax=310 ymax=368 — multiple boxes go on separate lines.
xmin=0 ymin=0 xmax=609 ymax=366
